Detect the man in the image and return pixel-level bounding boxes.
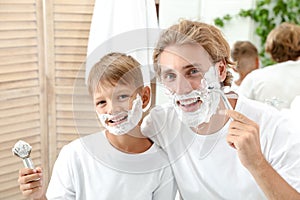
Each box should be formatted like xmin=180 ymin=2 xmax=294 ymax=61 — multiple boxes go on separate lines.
xmin=142 ymin=20 xmax=300 ymax=199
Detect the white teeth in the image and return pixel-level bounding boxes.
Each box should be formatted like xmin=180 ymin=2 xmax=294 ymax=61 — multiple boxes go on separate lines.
xmin=110 ymin=115 xmax=127 ymax=123
xmin=179 ymin=98 xmax=199 ymax=106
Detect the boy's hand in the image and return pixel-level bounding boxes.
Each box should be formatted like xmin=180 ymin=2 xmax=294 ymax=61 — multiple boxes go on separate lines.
xmin=18 ymin=167 xmax=45 ymax=199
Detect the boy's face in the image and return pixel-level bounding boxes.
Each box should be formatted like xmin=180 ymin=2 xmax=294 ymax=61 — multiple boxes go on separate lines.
xmin=93 ymin=82 xmax=138 ymax=127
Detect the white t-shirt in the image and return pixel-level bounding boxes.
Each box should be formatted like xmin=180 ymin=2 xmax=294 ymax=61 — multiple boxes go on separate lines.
xmin=46 ymin=131 xmax=177 ymax=200
xmin=239 ymin=60 xmax=300 ymax=110
xmin=142 ymin=96 xmax=300 ymax=199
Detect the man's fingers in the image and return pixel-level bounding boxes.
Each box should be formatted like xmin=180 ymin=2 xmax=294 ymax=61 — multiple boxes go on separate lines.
xmin=226 ymin=110 xmax=256 ymax=126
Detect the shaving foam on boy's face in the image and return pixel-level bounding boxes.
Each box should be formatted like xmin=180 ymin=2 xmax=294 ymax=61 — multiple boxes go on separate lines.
xmin=170 ymin=66 xmax=221 ymax=127
xmin=97 ymin=94 xmax=143 ymax=135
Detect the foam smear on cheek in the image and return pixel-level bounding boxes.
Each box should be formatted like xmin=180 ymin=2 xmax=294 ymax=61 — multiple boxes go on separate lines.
xmin=97 ymin=95 xmax=143 ymax=135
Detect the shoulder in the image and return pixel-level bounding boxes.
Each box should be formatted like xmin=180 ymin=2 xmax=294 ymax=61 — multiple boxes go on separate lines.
xmin=58 ymin=131 xmax=106 ymax=159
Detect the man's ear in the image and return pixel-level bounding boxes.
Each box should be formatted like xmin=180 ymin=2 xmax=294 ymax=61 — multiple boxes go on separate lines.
xmin=217 ymin=60 xmax=227 ymax=82
xmin=141 ymin=86 xmax=151 ymax=109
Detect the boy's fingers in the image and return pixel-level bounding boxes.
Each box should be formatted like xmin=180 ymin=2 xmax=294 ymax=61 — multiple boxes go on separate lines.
xmin=19 ymin=168 xmax=36 ymax=176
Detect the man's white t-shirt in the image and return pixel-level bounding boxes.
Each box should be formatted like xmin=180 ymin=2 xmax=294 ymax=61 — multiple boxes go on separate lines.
xmin=142 ymin=96 xmax=300 ymax=199
xmin=46 ymin=131 xmax=177 ymax=200
xmin=239 ymin=60 xmax=300 ymax=109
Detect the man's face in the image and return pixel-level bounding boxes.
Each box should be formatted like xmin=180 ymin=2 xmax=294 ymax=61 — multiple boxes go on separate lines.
xmin=159 ymin=44 xmax=215 ymax=112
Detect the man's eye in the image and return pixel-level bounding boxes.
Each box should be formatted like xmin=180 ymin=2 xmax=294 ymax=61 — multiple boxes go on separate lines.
xmin=162 ymin=73 xmax=176 ymax=82
xmin=118 ymin=94 xmax=130 ymax=101
xmin=188 ymin=68 xmax=200 ymax=75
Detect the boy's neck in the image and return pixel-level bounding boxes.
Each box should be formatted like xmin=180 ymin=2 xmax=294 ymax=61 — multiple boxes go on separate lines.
xmin=105 ymin=127 xmax=153 ymax=154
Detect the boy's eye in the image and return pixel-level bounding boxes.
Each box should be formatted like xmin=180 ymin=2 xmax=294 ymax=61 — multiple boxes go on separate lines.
xmin=162 ymin=73 xmax=176 ymax=82
xmin=96 ymin=100 xmax=106 ymax=107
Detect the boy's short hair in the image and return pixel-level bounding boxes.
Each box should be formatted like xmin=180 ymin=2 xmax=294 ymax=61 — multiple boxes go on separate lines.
xmin=87 ymin=52 xmax=144 ymax=95
xmin=265 ymin=22 xmax=300 ymax=62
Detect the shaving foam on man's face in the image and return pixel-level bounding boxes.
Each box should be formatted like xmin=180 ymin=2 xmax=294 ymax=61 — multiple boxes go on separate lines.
xmin=97 ymin=95 xmax=143 ymax=135
xmin=171 ymin=66 xmax=221 ymax=127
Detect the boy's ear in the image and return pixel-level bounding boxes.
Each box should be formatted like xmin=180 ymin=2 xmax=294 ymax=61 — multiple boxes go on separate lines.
xmin=141 ymin=86 xmax=151 ymax=109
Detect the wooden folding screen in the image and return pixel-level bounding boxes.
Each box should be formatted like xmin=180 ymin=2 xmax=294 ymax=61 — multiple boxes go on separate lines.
xmin=0 ymin=0 xmax=96 ymax=199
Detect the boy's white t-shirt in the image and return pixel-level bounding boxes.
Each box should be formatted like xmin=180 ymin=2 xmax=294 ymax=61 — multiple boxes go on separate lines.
xmin=142 ymin=96 xmax=300 ymax=199
xmin=46 ymin=131 xmax=177 ymax=200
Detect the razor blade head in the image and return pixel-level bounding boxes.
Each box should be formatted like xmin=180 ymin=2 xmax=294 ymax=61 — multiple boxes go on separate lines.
xmin=12 ymin=140 xmax=32 ymax=159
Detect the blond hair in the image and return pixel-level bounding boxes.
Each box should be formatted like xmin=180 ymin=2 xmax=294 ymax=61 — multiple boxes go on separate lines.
xmin=153 ymin=20 xmax=234 ymax=86
xmin=265 ymin=22 xmax=300 ymax=62
xmin=87 ymin=52 xmax=143 ymax=95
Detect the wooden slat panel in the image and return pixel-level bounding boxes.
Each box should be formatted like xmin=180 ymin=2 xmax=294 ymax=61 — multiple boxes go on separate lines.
xmin=0 ymin=87 xmax=39 ymax=100
xmin=55 ymin=21 xmax=91 ymax=30
xmin=57 ymin=111 xmax=96 ymax=120
xmin=0 ymin=104 xmax=39 ymax=118
xmin=56 ymin=93 xmax=91 ymax=103
xmin=55 ymin=30 xmax=89 ymax=39
xmin=0 ymin=46 xmax=37 ymax=56
xmin=57 ymin=119 xmax=99 ymax=127
xmin=0 ymin=96 xmax=39 ymax=110
xmin=0 ymin=134 xmax=40 ymax=151
xmin=0 ymin=4 xmax=36 ymax=12
xmin=55 ymin=69 xmax=85 ymax=78
xmin=56 ymin=86 xmax=88 ymax=95
xmin=0 ymin=13 xmax=36 ymax=21
xmin=57 ymin=133 xmax=80 ymax=141
xmin=0 ymin=120 xmax=40 ymax=135
xmin=54 ymin=13 xmax=92 ymax=22
xmin=0 ymin=79 xmax=39 ymax=91
xmin=54 ymin=0 xmax=94 ymax=5
xmin=0 ymin=21 xmax=37 ymax=30
xmin=0 ymin=38 xmax=37 ymax=48
xmin=0 ymin=54 xmax=37 ymax=65
xmin=54 ymin=5 xmax=94 ymax=14
xmin=55 ymin=77 xmax=85 ymax=86
xmin=56 ymin=103 xmax=93 ymax=112
xmin=55 ymin=38 xmax=88 ymax=47
xmin=0 ymin=63 xmax=38 ymax=74
xmin=55 ymin=62 xmax=85 ymax=70
xmin=0 ymin=112 xmax=40 ymax=126
xmin=0 ymin=71 xmax=38 ymax=82
xmin=0 ymin=0 xmax=35 ymax=3
xmin=55 ymin=46 xmax=87 ymax=54
xmin=0 ymin=30 xmax=37 ymax=39
xmin=0 ymin=157 xmax=41 ymax=176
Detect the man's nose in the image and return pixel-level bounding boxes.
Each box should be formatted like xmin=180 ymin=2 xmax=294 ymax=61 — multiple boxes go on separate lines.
xmin=175 ymin=74 xmax=193 ymax=95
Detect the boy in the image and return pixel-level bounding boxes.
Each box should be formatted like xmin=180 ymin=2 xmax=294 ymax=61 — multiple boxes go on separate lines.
xmin=18 ymin=52 xmax=177 ymax=200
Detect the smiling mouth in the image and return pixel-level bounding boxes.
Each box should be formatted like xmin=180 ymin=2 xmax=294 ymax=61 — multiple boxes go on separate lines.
xmin=106 ymin=115 xmax=128 ymax=126
xmin=176 ymin=97 xmax=202 ymax=112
